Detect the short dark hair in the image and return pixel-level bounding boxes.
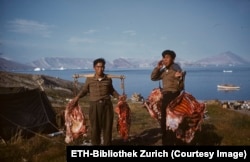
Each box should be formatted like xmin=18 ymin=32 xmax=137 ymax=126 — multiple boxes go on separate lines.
xmin=93 ymin=58 xmax=106 ymax=67
xmin=162 ymin=50 xmax=176 ymax=59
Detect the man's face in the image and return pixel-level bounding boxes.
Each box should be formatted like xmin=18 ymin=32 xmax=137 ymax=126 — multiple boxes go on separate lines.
xmin=94 ymin=62 xmax=105 ymax=76
xmin=162 ymin=54 xmax=174 ymax=67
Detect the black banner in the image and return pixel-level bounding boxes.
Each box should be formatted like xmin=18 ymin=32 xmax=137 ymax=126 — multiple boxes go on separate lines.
xmin=66 ymin=146 xmax=249 ymax=161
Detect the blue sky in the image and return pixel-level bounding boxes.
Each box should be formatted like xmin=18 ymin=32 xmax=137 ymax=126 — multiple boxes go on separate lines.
xmin=1 ymin=0 xmax=250 ymax=63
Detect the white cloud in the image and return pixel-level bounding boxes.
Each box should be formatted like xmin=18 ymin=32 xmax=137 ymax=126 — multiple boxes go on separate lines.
xmin=68 ymin=37 xmax=97 ymax=44
xmin=83 ymin=29 xmax=98 ymax=34
xmin=122 ymin=30 xmax=136 ymax=36
xmin=7 ymin=19 xmax=54 ymax=38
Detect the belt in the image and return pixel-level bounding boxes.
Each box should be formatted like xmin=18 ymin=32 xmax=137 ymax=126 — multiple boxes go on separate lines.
xmin=96 ymin=99 xmax=109 ymax=103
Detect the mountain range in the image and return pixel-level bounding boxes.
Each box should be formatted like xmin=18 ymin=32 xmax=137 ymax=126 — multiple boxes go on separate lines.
xmin=0 ymin=51 xmax=249 ymax=71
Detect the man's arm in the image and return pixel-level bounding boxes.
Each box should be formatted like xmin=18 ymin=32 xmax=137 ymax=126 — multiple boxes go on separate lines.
xmin=112 ymin=89 xmax=120 ymax=99
xmin=151 ymin=67 xmax=163 ymax=81
xmin=108 ymin=78 xmax=120 ymax=99
xmin=70 ymin=78 xmax=89 ymax=106
xmin=151 ymin=60 xmax=164 ymax=81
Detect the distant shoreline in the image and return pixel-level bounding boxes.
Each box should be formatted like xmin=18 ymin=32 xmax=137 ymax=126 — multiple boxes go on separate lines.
xmin=1 ymin=70 xmax=250 ymax=102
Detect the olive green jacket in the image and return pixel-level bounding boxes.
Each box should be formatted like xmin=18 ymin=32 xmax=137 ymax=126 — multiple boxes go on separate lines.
xmin=151 ymin=63 xmax=185 ymax=93
xmin=77 ymin=74 xmax=120 ymax=101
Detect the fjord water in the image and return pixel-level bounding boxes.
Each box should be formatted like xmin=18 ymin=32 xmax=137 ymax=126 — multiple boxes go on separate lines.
xmin=19 ymin=66 xmax=250 ymax=101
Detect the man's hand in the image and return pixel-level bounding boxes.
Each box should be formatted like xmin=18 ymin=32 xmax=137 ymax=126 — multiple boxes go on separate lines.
xmin=157 ymin=60 xmax=164 ymax=69
xmin=69 ymin=97 xmax=79 ymax=107
xmin=119 ymin=94 xmax=127 ymax=101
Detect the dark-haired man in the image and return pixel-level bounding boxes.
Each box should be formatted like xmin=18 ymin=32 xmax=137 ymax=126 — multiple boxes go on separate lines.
xmin=151 ymin=50 xmax=185 ymax=145
xmin=71 ymin=58 xmax=120 ymax=145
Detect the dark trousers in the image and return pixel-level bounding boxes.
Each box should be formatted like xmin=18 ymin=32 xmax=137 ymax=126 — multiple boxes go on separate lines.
xmin=161 ymin=91 xmax=180 ymax=145
xmin=89 ymin=100 xmax=114 ymax=145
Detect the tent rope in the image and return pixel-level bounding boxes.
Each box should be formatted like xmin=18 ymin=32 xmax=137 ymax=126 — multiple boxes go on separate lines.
xmin=0 ymin=114 xmax=67 ymax=146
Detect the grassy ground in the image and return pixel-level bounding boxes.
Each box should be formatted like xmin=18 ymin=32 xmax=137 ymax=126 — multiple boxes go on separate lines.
xmin=1 ymin=99 xmax=250 ymax=162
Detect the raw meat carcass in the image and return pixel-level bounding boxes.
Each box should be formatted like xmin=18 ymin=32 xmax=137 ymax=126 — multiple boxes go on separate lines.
xmin=115 ymin=95 xmax=131 ymax=141
xmin=144 ymin=88 xmax=206 ymax=143
xmin=64 ymin=101 xmax=88 ymax=143
xmin=143 ymin=88 xmax=162 ymax=123
xmin=166 ymin=91 xmax=206 ymax=143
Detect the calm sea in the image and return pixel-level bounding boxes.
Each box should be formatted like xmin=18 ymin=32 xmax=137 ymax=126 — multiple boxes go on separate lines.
xmin=17 ymin=66 xmax=250 ymax=101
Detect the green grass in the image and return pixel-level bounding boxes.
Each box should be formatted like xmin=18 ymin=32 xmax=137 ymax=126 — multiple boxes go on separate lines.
xmin=1 ymin=100 xmax=250 ymax=162
xmin=202 ymin=103 xmax=250 ymax=145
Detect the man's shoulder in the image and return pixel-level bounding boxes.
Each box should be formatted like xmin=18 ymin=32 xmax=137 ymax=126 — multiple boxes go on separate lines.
xmin=104 ymin=74 xmax=112 ymax=79
xmin=171 ymin=63 xmax=182 ymax=71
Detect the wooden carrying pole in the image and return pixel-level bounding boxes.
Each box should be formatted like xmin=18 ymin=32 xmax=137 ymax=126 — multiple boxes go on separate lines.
xmin=72 ymin=73 xmax=125 ymax=80
xmin=72 ymin=73 xmax=126 ymax=95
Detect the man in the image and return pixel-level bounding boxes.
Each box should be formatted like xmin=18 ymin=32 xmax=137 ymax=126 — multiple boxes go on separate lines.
xmin=151 ymin=49 xmax=185 ymax=145
xmin=70 ymin=58 xmax=120 ymax=145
